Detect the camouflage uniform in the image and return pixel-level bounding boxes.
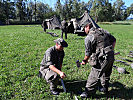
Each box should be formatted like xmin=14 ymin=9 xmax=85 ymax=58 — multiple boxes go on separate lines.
xmin=61 ymin=20 xmax=68 ymax=39
xmin=39 ymin=46 xmax=64 ymax=90
xmin=84 ymin=28 xmax=116 ymax=94
xmin=39 ymin=38 xmax=68 ymax=93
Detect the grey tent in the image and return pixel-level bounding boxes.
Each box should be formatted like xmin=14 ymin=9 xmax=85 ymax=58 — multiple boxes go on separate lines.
xmin=77 ymin=11 xmax=100 ymax=29
xmin=71 ymin=11 xmax=100 ymax=35
xmin=44 ymin=15 xmax=74 ymax=33
xmin=45 ymin=15 xmax=61 ymax=29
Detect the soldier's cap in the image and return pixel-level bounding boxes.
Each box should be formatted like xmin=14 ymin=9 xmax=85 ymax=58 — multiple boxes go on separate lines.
xmin=54 ymin=38 xmax=68 ymax=47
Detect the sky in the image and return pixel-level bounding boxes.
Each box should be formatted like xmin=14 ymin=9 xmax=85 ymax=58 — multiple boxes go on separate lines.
xmin=41 ymin=0 xmax=133 ymax=8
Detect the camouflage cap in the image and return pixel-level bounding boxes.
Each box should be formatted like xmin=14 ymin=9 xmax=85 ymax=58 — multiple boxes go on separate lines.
xmin=54 ymin=38 xmax=68 ymax=47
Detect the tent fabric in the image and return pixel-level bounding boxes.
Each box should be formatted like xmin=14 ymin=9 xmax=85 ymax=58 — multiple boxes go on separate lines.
xmin=76 ymin=11 xmax=91 ymax=27
xmin=67 ymin=21 xmax=74 ymax=33
xmin=45 ymin=15 xmax=61 ymax=29
xmin=76 ymin=11 xmax=100 ymax=29
xmin=69 ymin=11 xmax=100 ymax=35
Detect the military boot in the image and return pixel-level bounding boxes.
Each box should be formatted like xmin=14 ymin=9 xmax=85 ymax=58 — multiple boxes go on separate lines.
xmin=98 ymin=86 xmax=108 ymax=94
xmin=50 ymin=89 xmax=59 ymax=95
xmin=80 ymin=88 xmax=90 ymax=98
xmin=80 ymin=92 xmax=89 ymax=98
xmin=99 ymin=87 xmax=108 ymax=94
xmin=49 ymin=80 xmax=59 ymax=95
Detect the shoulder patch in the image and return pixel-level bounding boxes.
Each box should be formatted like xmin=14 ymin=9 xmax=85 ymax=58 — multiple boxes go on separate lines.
xmin=46 ymin=56 xmax=50 ymax=61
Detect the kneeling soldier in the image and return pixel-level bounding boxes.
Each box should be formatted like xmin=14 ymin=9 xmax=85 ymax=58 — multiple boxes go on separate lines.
xmin=39 ymin=38 xmax=68 ymax=95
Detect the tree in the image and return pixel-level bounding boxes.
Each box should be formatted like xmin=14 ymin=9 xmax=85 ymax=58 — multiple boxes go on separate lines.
xmin=27 ymin=1 xmax=34 ymax=22
xmin=99 ymin=2 xmax=114 ymax=22
xmin=55 ymin=0 xmax=63 ymax=20
xmin=55 ymin=0 xmax=89 ymax=20
xmin=0 ymin=0 xmax=6 ymax=23
xmin=16 ymin=0 xmax=27 ymax=21
xmin=113 ymin=0 xmax=126 ymax=21
xmin=34 ymin=0 xmax=37 ymax=21
xmin=126 ymin=3 xmax=133 ymax=17
xmin=89 ymin=0 xmax=114 ymax=22
xmin=130 ymin=3 xmax=133 ymax=14
xmin=72 ymin=0 xmax=79 ymax=18
xmin=67 ymin=0 xmax=73 ymax=19
xmin=0 ymin=0 xmax=16 ymax=24
xmin=36 ymin=2 xmax=54 ymax=22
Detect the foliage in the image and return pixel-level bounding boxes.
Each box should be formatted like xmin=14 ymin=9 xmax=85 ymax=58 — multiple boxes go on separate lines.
xmin=55 ymin=0 xmax=89 ymax=20
xmin=36 ymin=3 xmax=52 ymax=22
xmin=0 ymin=23 xmax=133 ymax=99
xmin=16 ymin=0 xmax=27 ymax=21
xmin=126 ymin=3 xmax=133 ymax=18
xmin=0 ymin=0 xmax=16 ymax=24
xmin=0 ymin=0 xmax=133 ymax=24
xmin=112 ymin=0 xmax=126 ymax=21
xmin=90 ymin=0 xmax=115 ymax=22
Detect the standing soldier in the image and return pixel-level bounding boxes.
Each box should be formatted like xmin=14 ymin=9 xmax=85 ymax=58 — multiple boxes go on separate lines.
xmin=39 ymin=38 xmax=68 ymax=95
xmin=61 ymin=19 xmax=68 ymax=39
xmin=80 ymin=17 xmax=116 ymax=98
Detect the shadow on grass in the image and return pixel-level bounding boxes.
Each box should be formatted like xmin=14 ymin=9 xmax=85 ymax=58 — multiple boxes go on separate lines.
xmin=64 ymin=80 xmax=133 ymax=99
xmin=65 ymin=79 xmax=86 ymax=95
xmin=108 ymin=82 xmax=133 ymax=99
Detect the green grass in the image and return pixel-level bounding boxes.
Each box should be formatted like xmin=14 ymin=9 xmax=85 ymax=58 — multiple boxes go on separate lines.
xmin=0 ymin=24 xmax=133 ymax=100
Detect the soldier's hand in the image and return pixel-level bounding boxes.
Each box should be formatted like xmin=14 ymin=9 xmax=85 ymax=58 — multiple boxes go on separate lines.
xmin=60 ymin=72 xmax=66 ymax=79
xmin=81 ymin=61 xmax=86 ymax=65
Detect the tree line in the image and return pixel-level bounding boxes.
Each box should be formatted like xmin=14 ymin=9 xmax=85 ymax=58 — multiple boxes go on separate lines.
xmin=0 ymin=0 xmax=133 ymax=24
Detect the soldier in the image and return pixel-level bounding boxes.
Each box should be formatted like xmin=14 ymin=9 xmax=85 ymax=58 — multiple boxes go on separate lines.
xmin=61 ymin=19 xmax=68 ymax=39
xmin=80 ymin=20 xmax=116 ymax=98
xmin=39 ymin=38 xmax=68 ymax=95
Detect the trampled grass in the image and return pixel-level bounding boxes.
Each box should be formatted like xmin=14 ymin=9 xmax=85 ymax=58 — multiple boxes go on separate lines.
xmin=0 ymin=24 xmax=133 ymax=99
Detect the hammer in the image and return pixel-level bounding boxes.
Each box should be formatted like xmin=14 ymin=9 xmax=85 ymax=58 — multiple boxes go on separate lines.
xmin=76 ymin=60 xmax=81 ymax=68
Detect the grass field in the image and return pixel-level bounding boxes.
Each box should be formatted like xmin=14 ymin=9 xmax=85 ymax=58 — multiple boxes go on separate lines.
xmin=0 ymin=24 xmax=133 ymax=100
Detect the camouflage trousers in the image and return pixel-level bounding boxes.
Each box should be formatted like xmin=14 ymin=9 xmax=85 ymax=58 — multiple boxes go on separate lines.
xmin=86 ymin=58 xmax=114 ymax=93
xmin=40 ymin=66 xmax=59 ymax=90
xmin=61 ymin=29 xmax=67 ymax=39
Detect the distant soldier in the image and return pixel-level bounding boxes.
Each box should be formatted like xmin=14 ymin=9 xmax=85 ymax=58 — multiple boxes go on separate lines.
xmin=41 ymin=21 xmax=46 ymax=32
xmin=61 ymin=19 xmax=68 ymax=39
xmin=80 ymin=19 xmax=116 ymax=98
xmin=39 ymin=38 xmax=68 ymax=95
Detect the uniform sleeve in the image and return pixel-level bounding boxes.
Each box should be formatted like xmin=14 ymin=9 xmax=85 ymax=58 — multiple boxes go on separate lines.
xmin=85 ymin=36 xmax=93 ymax=56
xmin=40 ymin=48 xmax=54 ymax=67
xmin=108 ymin=33 xmax=116 ymax=44
xmin=45 ymin=51 xmax=53 ymax=66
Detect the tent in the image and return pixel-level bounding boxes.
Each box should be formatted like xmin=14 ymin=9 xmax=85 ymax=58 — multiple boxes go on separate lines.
xmin=77 ymin=11 xmax=100 ymax=29
xmin=70 ymin=11 xmax=89 ymax=35
xmin=70 ymin=11 xmax=100 ymax=36
xmin=44 ymin=15 xmax=61 ymax=29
